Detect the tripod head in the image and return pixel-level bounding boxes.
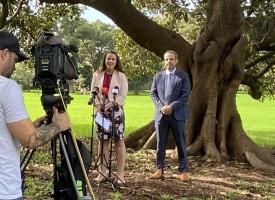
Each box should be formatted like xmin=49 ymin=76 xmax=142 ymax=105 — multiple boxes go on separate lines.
xmin=41 ymin=94 xmax=72 ymax=120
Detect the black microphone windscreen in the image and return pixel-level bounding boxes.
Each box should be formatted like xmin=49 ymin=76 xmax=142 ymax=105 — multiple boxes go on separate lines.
xmin=91 ymin=87 xmax=99 ymax=95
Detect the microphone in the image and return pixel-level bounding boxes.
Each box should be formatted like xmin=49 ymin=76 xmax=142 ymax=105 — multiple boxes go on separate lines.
xmin=91 ymin=87 xmax=99 ymax=96
xmin=100 ymin=87 xmax=109 ymax=112
xmin=111 ymin=86 xmax=119 ymax=111
xmin=112 ymin=86 xmax=119 ymax=96
xmin=88 ymin=87 xmax=99 ymax=105
xmin=102 ymin=87 xmax=109 ymax=97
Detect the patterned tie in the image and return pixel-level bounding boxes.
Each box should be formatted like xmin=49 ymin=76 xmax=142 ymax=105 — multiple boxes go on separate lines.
xmin=165 ymin=73 xmax=173 ymax=101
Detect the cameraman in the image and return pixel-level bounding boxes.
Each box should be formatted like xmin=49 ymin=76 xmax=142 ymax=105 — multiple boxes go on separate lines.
xmin=0 ymin=31 xmax=71 ymax=200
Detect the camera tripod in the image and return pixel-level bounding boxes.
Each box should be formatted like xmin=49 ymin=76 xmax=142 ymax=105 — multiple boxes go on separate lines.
xmin=21 ymin=90 xmax=95 ymax=199
xmin=89 ymin=94 xmax=126 ymax=191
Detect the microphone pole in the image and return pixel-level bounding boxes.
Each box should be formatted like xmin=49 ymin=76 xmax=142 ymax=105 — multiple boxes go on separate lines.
xmin=108 ymin=86 xmax=119 ymax=180
xmin=88 ymin=87 xmax=99 ymax=156
xmin=99 ymin=87 xmax=108 ymax=176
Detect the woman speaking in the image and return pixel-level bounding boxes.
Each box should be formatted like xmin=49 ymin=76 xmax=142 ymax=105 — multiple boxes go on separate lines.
xmin=90 ymin=50 xmax=128 ymax=184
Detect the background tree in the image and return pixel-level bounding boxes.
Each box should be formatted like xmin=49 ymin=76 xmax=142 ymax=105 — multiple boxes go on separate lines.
xmin=0 ymin=0 xmax=81 ymax=91
xmin=11 ymin=63 xmax=34 ymax=91
xmin=58 ymin=17 xmax=115 ymax=88
xmin=0 ymin=0 xmax=81 ymax=52
xmin=114 ymin=30 xmax=162 ymax=94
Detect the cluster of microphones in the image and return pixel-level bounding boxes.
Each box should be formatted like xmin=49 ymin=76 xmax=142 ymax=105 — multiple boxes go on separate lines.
xmin=87 ymin=86 xmax=119 ymax=110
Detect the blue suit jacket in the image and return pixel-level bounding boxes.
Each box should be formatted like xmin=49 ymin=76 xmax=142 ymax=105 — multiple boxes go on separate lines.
xmin=150 ymin=68 xmax=190 ymax=121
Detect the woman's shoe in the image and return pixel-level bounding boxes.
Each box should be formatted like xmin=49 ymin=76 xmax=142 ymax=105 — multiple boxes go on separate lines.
xmin=116 ymin=178 xmax=126 ymax=185
xmin=94 ymin=175 xmax=107 ymax=183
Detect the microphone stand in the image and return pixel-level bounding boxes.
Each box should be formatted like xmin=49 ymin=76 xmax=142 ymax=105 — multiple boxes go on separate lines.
xmin=89 ymin=94 xmax=96 ymax=156
xmin=92 ymin=94 xmax=109 ymax=181
xmin=107 ymin=92 xmax=126 ymax=189
xmin=93 ymin=92 xmax=123 ymax=190
xmin=108 ymin=97 xmax=116 ymax=187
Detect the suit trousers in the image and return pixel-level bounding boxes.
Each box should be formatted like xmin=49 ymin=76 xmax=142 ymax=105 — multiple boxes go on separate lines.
xmin=154 ymin=115 xmax=188 ymax=172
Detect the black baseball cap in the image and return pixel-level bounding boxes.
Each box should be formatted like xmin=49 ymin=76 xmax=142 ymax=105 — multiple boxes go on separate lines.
xmin=0 ymin=31 xmax=28 ymax=62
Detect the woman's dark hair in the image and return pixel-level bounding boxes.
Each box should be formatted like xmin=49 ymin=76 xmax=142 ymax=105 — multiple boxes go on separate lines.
xmin=99 ymin=50 xmax=124 ymax=73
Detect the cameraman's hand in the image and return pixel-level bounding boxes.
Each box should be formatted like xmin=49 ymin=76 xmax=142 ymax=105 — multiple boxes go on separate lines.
xmin=51 ymin=107 xmax=71 ymax=132
xmin=33 ymin=116 xmax=46 ymax=128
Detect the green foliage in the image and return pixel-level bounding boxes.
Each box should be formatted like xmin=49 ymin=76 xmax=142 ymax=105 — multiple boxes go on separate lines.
xmin=58 ymin=17 xmax=115 ymax=88
xmin=132 ymin=0 xmax=203 ymax=41
xmin=24 ymin=176 xmax=52 ymax=198
xmin=109 ymin=192 xmax=122 ymax=200
xmin=11 ymin=62 xmax=34 ymax=90
xmin=161 ymin=193 xmax=175 ymax=199
xmin=133 ymin=0 xmax=190 ymax=22
xmin=1 ymin=1 xmax=81 ymax=57
xmin=223 ymin=191 xmax=237 ymax=200
xmin=114 ymin=30 xmax=162 ymax=93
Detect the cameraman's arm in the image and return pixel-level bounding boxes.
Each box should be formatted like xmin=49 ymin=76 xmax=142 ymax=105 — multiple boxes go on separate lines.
xmin=8 ymin=107 xmax=70 ymax=149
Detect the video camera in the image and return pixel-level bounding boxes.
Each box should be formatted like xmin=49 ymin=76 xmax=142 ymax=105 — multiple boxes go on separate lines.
xmin=31 ymin=31 xmax=79 ymax=113
xmin=32 ymin=31 xmax=79 ymax=93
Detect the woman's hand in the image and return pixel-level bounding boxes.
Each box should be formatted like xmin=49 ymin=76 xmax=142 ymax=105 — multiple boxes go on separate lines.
xmin=105 ymin=101 xmax=115 ymax=111
xmin=95 ymin=105 xmax=101 ymax=113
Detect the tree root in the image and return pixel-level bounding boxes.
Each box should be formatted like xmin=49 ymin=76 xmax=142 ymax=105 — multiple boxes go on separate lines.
xmin=245 ymin=150 xmax=275 ymax=172
xmin=142 ymin=131 xmax=156 ymax=149
xmin=125 ymin=120 xmax=154 ymax=149
xmin=187 ymin=134 xmax=202 ymax=155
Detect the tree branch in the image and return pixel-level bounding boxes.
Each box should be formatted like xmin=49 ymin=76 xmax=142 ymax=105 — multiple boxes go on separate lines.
xmin=253 ymin=29 xmax=275 ymax=51
xmin=242 ymin=73 xmax=261 ymax=99
xmin=255 ymin=59 xmax=275 ymax=79
xmin=0 ymin=0 xmax=9 ymax=29
xmin=245 ymin=51 xmax=275 ymax=69
xmin=40 ymin=0 xmax=193 ymax=69
xmin=5 ymin=0 xmax=25 ymax=25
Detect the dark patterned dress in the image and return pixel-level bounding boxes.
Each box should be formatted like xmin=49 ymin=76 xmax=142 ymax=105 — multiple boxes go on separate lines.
xmin=96 ymin=105 xmax=125 ymax=140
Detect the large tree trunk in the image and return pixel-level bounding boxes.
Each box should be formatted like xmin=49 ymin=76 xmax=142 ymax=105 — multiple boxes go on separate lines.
xmin=126 ymin=0 xmax=275 ymax=171
xmin=186 ymin=0 xmax=275 ymax=171
xmin=42 ymin=0 xmax=275 ymax=171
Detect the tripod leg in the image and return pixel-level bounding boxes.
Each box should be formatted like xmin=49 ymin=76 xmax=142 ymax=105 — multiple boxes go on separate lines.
xmin=115 ymin=139 xmax=126 ymax=183
xmin=58 ymin=134 xmax=80 ymax=199
xmin=21 ymin=149 xmax=36 ymax=193
xmin=95 ymin=139 xmax=110 ymax=181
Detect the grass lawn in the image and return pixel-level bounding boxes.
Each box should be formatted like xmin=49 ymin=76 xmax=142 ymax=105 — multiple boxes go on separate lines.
xmin=236 ymin=93 xmax=275 ymax=147
xmin=23 ymin=91 xmax=275 ymax=147
xmin=23 ymin=91 xmax=154 ymax=137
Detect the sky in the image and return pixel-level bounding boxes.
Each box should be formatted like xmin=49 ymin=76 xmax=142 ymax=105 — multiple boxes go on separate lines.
xmin=81 ymin=7 xmax=115 ymax=25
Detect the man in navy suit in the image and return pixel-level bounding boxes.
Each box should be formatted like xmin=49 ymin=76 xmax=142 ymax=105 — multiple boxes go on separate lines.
xmin=150 ymin=50 xmax=190 ymax=181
